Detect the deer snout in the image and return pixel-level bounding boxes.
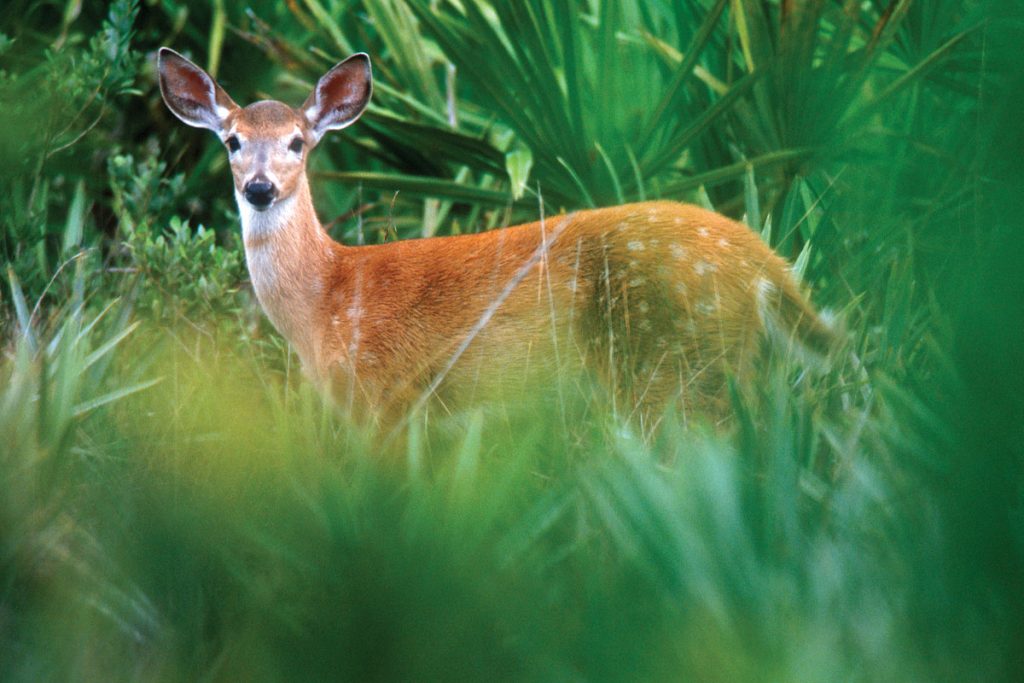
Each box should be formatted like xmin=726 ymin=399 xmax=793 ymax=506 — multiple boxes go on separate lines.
xmin=243 ymin=176 xmax=278 ymax=211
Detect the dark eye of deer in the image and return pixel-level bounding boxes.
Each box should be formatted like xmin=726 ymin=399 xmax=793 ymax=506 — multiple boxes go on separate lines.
xmin=289 ymin=137 xmax=304 ymax=154
xmin=226 ymin=136 xmax=240 ymax=153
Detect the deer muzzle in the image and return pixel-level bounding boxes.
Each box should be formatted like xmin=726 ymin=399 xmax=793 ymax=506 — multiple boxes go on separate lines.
xmin=243 ymin=176 xmax=278 ymax=210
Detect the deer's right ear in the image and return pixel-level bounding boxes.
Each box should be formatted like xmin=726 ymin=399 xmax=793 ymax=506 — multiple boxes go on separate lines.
xmin=158 ymin=47 xmax=238 ymax=132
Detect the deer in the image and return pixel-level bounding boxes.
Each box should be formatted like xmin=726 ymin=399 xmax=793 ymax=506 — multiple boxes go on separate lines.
xmin=157 ymin=47 xmax=833 ymax=433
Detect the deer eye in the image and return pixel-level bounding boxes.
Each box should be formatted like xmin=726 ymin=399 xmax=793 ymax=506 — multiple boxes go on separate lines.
xmin=226 ymin=135 xmax=241 ymax=153
xmin=289 ymin=137 xmax=304 ymax=154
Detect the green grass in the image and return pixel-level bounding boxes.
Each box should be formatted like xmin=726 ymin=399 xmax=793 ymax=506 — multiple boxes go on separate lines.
xmin=2 ymin=0 xmax=1023 ymax=680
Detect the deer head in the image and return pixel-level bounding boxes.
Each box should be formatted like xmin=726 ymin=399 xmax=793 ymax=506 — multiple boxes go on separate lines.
xmin=157 ymin=48 xmax=372 ymax=214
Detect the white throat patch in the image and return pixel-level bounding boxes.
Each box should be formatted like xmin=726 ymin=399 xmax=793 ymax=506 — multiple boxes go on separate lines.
xmin=236 ymin=191 xmax=297 ymax=243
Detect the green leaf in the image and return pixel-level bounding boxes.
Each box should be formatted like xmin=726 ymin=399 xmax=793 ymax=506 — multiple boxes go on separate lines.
xmin=62 ymin=179 xmax=88 ymax=254
xmin=640 ymin=69 xmax=763 ymax=175
xmin=6 ymin=266 xmax=36 ymax=352
xmin=743 ymin=163 xmax=760 ymax=230
xmin=846 ymin=27 xmax=978 ymax=127
xmin=505 ymin=147 xmax=533 ymax=201
xmin=791 ymin=239 xmax=811 ymax=283
xmin=301 ymin=0 xmax=353 ymax=55
xmin=639 ymin=0 xmax=729 ymax=148
xmin=315 ymin=170 xmax=520 ymax=207
xmin=660 ymin=148 xmax=812 ymax=197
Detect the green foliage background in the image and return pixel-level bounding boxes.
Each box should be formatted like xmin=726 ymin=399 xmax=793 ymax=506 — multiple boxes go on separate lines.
xmin=1 ymin=0 xmax=1022 ymax=680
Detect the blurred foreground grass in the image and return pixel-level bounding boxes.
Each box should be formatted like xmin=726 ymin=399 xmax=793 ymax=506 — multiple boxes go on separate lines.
xmin=2 ymin=0 xmax=1023 ymax=680
xmin=1 ymin=245 xmax=1020 ymax=680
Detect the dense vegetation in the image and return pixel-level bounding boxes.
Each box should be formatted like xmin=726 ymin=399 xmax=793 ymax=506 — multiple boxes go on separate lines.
xmin=2 ymin=0 xmax=1021 ymax=680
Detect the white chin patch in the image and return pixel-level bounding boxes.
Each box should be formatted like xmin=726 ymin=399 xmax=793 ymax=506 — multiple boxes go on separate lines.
xmin=237 ymin=191 xmax=295 ymax=242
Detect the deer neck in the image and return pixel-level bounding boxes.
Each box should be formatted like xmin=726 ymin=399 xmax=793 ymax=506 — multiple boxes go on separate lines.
xmin=237 ymin=176 xmax=336 ymax=361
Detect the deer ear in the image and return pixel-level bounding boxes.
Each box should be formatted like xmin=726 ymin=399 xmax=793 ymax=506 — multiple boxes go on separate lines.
xmin=158 ymin=47 xmax=238 ymax=132
xmin=302 ymin=53 xmax=372 ymax=144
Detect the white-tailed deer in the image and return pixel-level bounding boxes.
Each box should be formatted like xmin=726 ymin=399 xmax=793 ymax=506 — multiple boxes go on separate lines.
xmin=158 ymin=47 xmax=832 ymax=430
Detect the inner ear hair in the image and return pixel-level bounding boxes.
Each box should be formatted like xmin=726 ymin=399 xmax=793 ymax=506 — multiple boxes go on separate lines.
xmin=303 ymin=53 xmax=372 ymax=141
xmin=158 ymin=47 xmax=237 ymax=131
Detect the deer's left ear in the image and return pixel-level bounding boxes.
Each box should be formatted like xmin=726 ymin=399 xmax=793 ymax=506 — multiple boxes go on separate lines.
xmin=302 ymin=53 xmax=372 ymax=144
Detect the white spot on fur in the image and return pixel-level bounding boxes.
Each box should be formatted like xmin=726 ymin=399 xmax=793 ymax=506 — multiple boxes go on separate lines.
xmin=627 ymin=240 xmax=645 ymax=252
xmin=694 ymin=260 xmax=717 ymax=276
xmin=696 ymin=301 xmax=716 ymax=315
xmin=697 ymin=227 xmax=710 ymax=237
xmin=629 ymin=277 xmax=646 ymax=287
xmin=669 ymin=243 xmax=686 ymax=259
xmin=675 ymin=282 xmax=688 ymax=295
xmin=674 ymin=217 xmax=684 ymax=225
xmin=639 ymin=319 xmax=652 ymax=331
xmin=637 ymin=301 xmax=650 ymax=314
xmin=717 ymin=238 xmax=729 ymax=247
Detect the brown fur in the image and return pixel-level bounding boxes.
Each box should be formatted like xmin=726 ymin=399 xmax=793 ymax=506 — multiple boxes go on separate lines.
xmin=246 ymin=195 xmax=829 ymax=428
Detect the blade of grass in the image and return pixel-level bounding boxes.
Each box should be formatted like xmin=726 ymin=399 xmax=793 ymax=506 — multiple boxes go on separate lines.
xmin=83 ymin=320 xmax=140 ymax=371
xmin=556 ymin=157 xmax=596 ymax=208
xmin=660 ymin=148 xmax=812 ymax=196
xmin=208 ymin=0 xmax=226 ymax=77
xmin=301 ymin=0 xmax=353 ymax=55
xmin=73 ymin=376 xmax=163 ymax=418
xmin=595 ymin=142 xmax=624 ymax=206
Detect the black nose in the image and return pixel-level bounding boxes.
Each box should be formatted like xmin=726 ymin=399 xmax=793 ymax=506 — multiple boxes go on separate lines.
xmin=243 ymin=178 xmax=277 ymax=209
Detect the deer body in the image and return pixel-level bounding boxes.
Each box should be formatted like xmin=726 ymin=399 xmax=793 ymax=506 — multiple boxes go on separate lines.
xmin=159 ymin=48 xmax=831 ymax=427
